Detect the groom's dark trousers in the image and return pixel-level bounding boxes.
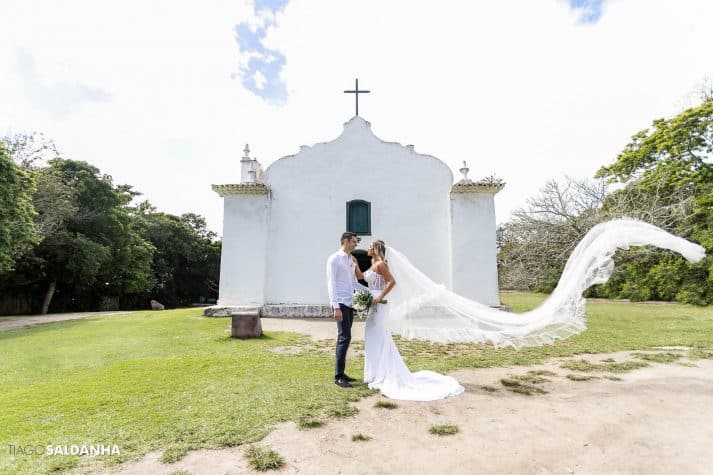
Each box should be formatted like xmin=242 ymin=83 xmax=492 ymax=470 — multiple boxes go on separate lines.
xmin=335 ymin=303 xmax=354 ymax=380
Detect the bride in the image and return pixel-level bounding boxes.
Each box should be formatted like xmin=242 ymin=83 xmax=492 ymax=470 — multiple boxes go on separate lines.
xmin=354 ymin=218 xmax=706 ymax=401
xmin=358 ymin=239 xmax=465 ymax=401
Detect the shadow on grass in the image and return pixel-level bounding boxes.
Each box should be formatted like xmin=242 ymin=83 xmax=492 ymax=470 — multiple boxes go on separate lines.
xmin=215 ymin=333 xmax=279 ymax=343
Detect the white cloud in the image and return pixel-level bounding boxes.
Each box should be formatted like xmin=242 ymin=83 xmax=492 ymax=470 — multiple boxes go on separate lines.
xmin=1 ymin=0 xmax=712 ymax=237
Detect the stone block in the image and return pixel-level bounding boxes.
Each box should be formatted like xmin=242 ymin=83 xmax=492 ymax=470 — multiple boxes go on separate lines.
xmin=231 ymin=310 xmax=263 ymax=338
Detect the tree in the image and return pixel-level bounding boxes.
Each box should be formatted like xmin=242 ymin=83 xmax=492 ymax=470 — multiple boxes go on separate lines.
xmin=1 ymin=131 xmax=60 ymax=168
xmin=497 ymin=130 xmax=710 ymax=304
xmin=497 ymin=176 xmax=608 ymax=292
xmin=1 ymin=158 xmax=155 ymax=313
xmin=126 ymin=204 xmax=220 ymax=308
xmin=594 ymin=100 xmax=712 ymax=304
xmin=0 ymin=142 xmax=39 ymax=274
xmin=1 ymin=132 xmax=221 ymax=314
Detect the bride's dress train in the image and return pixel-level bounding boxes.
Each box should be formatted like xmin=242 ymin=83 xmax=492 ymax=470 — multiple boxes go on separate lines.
xmin=363 ymin=270 xmax=465 ymax=401
xmin=360 ymin=218 xmax=705 ymax=401
xmin=383 ymin=218 xmax=707 ymax=349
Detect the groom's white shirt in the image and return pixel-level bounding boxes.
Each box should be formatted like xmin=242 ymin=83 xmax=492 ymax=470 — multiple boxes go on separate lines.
xmin=326 ymin=249 xmax=368 ymax=309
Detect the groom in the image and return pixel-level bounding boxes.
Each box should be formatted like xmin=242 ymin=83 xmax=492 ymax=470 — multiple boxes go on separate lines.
xmin=326 ymin=232 xmax=368 ymax=388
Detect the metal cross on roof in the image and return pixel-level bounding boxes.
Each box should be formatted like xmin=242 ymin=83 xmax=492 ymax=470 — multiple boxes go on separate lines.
xmin=343 ymin=78 xmax=370 ymax=116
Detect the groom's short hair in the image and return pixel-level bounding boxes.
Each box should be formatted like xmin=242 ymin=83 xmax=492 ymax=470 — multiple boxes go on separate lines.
xmin=341 ymin=232 xmax=357 ymax=244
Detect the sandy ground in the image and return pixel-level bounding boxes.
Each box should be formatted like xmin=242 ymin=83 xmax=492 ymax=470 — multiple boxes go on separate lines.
xmin=0 ymin=311 xmax=133 ymax=332
xmin=91 ymin=317 xmax=713 ymax=475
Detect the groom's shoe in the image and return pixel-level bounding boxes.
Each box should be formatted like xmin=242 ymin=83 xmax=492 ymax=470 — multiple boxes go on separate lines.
xmin=343 ymin=374 xmax=357 ymax=382
xmin=334 ymin=378 xmax=353 ymax=388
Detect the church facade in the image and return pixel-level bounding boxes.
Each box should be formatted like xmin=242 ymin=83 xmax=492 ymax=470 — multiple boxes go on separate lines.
xmin=206 ymin=117 xmax=504 ymax=317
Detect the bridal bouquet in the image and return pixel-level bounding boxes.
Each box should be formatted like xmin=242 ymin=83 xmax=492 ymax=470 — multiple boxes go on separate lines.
xmin=352 ymin=290 xmax=372 ymax=318
xmin=352 ymin=289 xmax=387 ymax=318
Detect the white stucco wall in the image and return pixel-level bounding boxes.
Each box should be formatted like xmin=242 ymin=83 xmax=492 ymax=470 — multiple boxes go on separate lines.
xmin=450 ymin=192 xmax=500 ymax=306
xmin=218 ymin=194 xmax=268 ymax=306
xmin=261 ymin=117 xmax=454 ymax=305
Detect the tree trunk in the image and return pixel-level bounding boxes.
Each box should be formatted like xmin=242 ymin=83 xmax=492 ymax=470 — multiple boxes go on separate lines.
xmin=41 ymin=280 xmax=57 ymax=315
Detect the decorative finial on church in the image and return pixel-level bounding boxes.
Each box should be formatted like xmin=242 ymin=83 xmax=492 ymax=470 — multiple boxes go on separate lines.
xmin=242 ymin=144 xmax=251 ymax=161
xmin=459 ymin=161 xmax=472 ymax=183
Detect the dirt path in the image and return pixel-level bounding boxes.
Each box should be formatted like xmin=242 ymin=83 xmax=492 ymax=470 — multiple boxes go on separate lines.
xmin=104 ymin=343 xmax=713 ymax=475
xmin=257 ymin=356 xmax=713 ymax=475
xmin=0 ymin=311 xmax=133 ymax=332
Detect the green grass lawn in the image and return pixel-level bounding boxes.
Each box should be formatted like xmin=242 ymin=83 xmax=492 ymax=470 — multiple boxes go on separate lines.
xmin=0 ymin=292 xmax=711 ymax=474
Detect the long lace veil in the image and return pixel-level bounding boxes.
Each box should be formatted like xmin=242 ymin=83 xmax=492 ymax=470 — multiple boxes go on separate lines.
xmin=383 ymin=218 xmax=706 ymax=349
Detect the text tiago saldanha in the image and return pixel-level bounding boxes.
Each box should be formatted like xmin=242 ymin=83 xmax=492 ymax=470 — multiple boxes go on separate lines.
xmin=7 ymin=444 xmax=121 ymax=456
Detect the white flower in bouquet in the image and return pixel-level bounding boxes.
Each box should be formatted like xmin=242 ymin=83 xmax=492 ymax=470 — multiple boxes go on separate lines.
xmin=352 ymin=289 xmax=372 ymax=318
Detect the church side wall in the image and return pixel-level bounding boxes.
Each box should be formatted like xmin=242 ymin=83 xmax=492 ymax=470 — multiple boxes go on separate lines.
xmin=218 ymin=194 xmax=269 ymax=306
xmin=450 ymin=193 xmax=501 ymax=306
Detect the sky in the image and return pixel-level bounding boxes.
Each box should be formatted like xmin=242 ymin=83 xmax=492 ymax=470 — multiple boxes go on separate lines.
xmin=1 ymin=0 xmax=712 ymax=236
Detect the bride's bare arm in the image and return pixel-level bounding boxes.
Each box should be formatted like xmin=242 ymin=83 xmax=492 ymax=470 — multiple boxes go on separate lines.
xmin=352 ymin=255 xmax=364 ymax=280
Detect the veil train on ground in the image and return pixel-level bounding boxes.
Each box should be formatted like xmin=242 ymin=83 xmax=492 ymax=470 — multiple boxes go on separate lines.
xmin=383 ymin=218 xmax=707 ymax=350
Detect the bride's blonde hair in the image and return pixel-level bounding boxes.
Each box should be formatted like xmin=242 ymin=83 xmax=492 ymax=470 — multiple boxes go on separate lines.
xmin=373 ymin=240 xmax=387 ymax=263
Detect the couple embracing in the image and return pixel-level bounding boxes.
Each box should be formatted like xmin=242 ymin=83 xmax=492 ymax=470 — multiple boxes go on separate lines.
xmin=326 ymin=232 xmax=465 ymax=401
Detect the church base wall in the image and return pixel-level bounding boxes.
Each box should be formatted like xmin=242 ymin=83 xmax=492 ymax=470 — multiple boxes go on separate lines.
xmin=262 ymin=305 xmax=332 ymax=318
xmin=204 ymin=304 xmax=331 ymax=318
xmin=203 ymin=303 xmax=509 ymax=318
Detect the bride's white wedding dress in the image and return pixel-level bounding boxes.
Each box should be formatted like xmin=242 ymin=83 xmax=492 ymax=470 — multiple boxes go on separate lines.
xmin=363 ymin=269 xmax=465 ymax=401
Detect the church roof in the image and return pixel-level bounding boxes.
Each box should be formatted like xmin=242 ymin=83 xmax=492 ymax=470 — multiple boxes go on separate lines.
xmin=262 ymin=116 xmax=454 ymax=183
xmin=451 ymin=182 xmax=505 ymax=194
xmin=451 ymin=165 xmax=505 ymax=194
xmin=211 ymin=183 xmax=268 ymax=197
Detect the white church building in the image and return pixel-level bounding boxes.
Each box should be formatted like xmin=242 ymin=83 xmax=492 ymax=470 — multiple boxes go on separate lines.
xmin=205 ymin=116 xmax=504 ymax=317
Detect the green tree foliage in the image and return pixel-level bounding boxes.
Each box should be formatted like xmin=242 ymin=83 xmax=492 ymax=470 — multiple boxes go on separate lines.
xmin=0 ymin=142 xmax=39 ymax=274
xmin=126 ymin=203 xmax=221 ymax=308
xmin=1 ymin=132 xmax=221 ymax=314
xmin=1 ymin=159 xmax=155 ymax=313
xmin=593 ymin=100 xmax=712 ymax=304
xmin=498 ymin=100 xmax=711 ymax=305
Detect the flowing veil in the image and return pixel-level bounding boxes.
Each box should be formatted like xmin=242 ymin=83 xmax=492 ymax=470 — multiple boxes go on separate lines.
xmin=383 ymin=218 xmax=706 ymax=350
